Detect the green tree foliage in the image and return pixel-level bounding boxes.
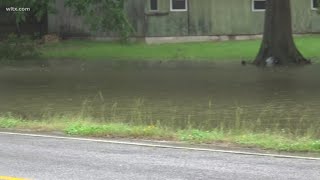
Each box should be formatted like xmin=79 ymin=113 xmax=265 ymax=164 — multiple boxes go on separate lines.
xmin=1 ymin=0 xmax=132 ymax=41
xmin=65 ymin=0 xmax=133 ymax=41
xmin=0 ymin=34 xmax=40 ymax=60
xmin=1 ymin=0 xmax=55 ymax=34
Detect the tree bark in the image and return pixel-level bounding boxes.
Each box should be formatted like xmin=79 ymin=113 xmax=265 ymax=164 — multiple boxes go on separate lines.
xmin=254 ymin=0 xmax=309 ymax=66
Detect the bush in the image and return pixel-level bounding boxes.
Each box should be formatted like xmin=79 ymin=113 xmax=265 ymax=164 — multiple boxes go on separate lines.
xmin=0 ymin=34 xmax=40 ymax=60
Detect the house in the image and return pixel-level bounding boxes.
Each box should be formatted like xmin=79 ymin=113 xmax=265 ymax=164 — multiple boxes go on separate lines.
xmin=48 ymin=0 xmax=320 ymax=42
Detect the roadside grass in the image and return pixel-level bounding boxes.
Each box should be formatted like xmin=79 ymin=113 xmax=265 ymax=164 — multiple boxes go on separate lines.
xmin=41 ymin=35 xmax=320 ymax=61
xmin=1 ymin=116 xmax=319 ymax=153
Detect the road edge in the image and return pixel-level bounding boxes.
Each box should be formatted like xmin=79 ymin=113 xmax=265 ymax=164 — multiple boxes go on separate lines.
xmin=0 ymin=131 xmax=319 ymax=161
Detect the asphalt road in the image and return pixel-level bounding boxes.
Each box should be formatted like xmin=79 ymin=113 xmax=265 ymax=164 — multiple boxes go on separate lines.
xmin=0 ymin=133 xmax=319 ymax=180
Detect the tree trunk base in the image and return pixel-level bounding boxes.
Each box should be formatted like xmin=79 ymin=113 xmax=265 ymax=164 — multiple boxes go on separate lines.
xmin=253 ymin=43 xmax=311 ymax=66
xmin=253 ymin=0 xmax=310 ymax=67
xmin=253 ymin=50 xmax=311 ymax=66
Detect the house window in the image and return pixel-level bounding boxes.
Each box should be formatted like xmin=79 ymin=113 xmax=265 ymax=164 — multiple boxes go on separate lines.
xmin=170 ymin=0 xmax=188 ymax=12
xmin=312 ymin=0 xmax=319 ymax=10
xmin=150 ymin=0 xmax=158 ymax=11
xmin=252 ymin=0 xmax=266 ymax=11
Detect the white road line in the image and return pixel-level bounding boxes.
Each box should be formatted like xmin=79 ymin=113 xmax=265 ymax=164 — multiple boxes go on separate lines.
xmin=0 ymin=131 xmax=319 ymax=161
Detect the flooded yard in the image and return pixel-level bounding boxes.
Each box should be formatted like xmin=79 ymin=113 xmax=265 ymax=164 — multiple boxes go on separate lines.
xmin=0 ymin=60 xmax=319 ymax=137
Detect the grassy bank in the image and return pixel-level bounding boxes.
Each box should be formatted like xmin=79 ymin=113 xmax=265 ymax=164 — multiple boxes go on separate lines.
xmin=41 ymin=35 xmax=320 ymax=61
xmin=1 ymin=116 xmax=319 ymax=153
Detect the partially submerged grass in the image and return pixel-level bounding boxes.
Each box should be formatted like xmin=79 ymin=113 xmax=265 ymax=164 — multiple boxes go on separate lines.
xmin=65 ymin=122 xmax=174 ymax=139
xmin=1 ymin=115 xmax=319 ymax=153
xmin=1 ymin=97 xmax=319 ymax=153
xmin=234 ymin=133 xmax=320 ymax=152
xmin=40 ymin=35 xmax=320 ymax=61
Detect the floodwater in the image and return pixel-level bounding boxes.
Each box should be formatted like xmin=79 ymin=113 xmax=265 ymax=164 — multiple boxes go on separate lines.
xmin=1 ymin=60 xmax=320 ymax=136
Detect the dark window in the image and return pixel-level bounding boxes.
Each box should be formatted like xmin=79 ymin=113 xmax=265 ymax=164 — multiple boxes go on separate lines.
xmin=171 ymin=0 xmax=187 ymax=10
xmin=150 ymin=0 xmax=158 ymax=11
xmin=313 ymin=0 xmax=319 ymax=9
xmin=253 ymin=0 xmax=266 ymax=10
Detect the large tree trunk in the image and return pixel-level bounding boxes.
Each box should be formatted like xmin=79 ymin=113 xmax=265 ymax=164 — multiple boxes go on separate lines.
xmin=254 ymin=0 xmax=309 ymax=66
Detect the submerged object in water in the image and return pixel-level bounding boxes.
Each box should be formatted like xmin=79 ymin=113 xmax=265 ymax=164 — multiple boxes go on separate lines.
xmin=266 ymin=57 xmax=276 ymax=67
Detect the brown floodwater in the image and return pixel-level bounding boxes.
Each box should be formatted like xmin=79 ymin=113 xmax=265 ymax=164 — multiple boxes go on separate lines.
xmin=0 ymin=60 xmax=319 ymax=135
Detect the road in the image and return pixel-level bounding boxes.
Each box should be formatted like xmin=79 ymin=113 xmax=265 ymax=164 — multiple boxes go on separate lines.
xmin=0 ymin=132 xmax=319 ymax=180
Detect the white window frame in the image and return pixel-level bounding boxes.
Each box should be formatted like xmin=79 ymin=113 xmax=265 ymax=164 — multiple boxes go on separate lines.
xmin=150 ymin=0 xmax=159 ymax=11
xmin=252 ymin=0 xmax=266 ymax=12
xmin=170 ymin=0 xmax=188 ymax=12
xmin=311 ymin=0 xmax=319 ymax=10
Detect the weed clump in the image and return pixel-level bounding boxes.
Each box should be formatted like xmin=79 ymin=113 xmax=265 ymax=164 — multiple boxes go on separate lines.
xmin=0 ymin=34 xmax=40 ymax=60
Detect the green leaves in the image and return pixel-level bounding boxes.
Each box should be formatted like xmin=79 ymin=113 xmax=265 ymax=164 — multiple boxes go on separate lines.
xmin=1 ymin=0 xmax=55 ymax=29
xmin=2 ymin=0 xmax=132 ymax=41
xmin=0 ymin=34 xmax=40 ymax=60
xmin=65 ymin=0 xmax=133 ymax=42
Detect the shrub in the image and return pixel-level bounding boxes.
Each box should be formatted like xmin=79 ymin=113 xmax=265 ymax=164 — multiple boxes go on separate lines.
xmin=0 ymin=34 xmax=40 ymax=60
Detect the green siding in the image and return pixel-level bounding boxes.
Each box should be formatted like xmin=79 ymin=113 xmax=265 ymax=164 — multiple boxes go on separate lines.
xmin=188 ymin=0 xmax=265 ymax=35
xmin=146 ymin=13 xmax=189 ymax=36
xmin=145 ymin=0 xmax=188 ymax=36
xmin=291 ymin=0 xmax=320 ymax=33
xmin=145 ymin=0 xmax=320 ymax=37
xmin=49 ymin=0 xmax=320 ymax=37
xmin=291 ymin=0 xmax=313 ymax=33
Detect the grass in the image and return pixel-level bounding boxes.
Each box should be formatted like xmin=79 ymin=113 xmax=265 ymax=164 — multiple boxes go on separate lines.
xmin=40 ymin=35 xmax=320 ymax=61
xmin=1 ymin=115 xmax=319 ymax=153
